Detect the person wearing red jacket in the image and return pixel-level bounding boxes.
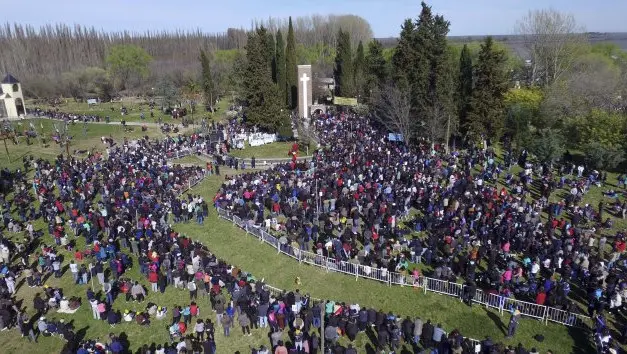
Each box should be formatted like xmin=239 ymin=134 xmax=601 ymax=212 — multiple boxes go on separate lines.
xmin=149 ymin=271 xmax=159 ymax=292
xmin=536 ymin=289 xmax=547 ymax=305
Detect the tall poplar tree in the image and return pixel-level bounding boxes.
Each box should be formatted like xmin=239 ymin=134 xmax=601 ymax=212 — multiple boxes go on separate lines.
xmin=275 ymin=30 xmax=287 ymax=106
xmin=334 ymin=29 xmax=355 ymax=97
xmin=285 ymin=17 xmax=298 ymax=109
xmin=353 ymin=40 xmax=366 ymax=100
xmin=199 ymin=49 xmax=215 ymax=110
xmin=467 ymin=36 xmax=509 ymax=146
xmin=458 ymin=44 xmax=473 ymax=133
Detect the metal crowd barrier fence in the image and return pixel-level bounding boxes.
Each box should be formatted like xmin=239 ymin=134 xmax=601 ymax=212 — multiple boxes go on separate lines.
xmin=214 ymin=207 xmax=592 ymax=329
xmin=425 ymin=277 xmax=463 ymax=299
xmin=545 ymin=307 xmax=590 ymax=328
xmin=502 ymin=297 xmax=547 ymax=321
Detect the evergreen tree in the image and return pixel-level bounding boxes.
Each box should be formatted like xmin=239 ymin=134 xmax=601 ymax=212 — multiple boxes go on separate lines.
xmin=243 ymin=27 xmax=283 ymax=131
xmin=266 ymin=32 xmax=276 ymax=82
xmin=275 ymin=30 xmax=287 ymax=106
xmin=422 ymin=11 xmax=456 ymax=145
xmin=285 ymin=17 xmax=298 ymax=109
xmin=334 ymin=29 xmax=355 ymax=97
xmin=467 ymin=36 xmax=509 ymax=145
xmin=458 ymin=44 xmax=473 ymax=132
xmin=365 ymin=39 xmax=388 ymax=101
xmin=410 ymin=3 xmax=433 ymax=115
xmin=353 ymin=40 xmax=366 ymax=100
xmin=390 ymin=2 xmax=455 ymax=145
xmin=199 ymin=49 xmax=215 ymax=110
xmin=391 ymin=18 xmax=415 ymax=89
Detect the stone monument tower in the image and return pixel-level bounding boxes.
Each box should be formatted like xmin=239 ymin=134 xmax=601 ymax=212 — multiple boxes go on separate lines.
xmin=297 ymin=65 xmax=313 ymax=120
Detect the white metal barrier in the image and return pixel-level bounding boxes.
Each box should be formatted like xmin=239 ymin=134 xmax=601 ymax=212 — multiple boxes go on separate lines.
xmin=425 ymin=277 xmax=463 ymax=299
xmin=545 ymin=306 xmax=591 ymax=328
xmin=213 ymin=207 xmax=593 ymax=329
xmin=502 ymin=297 xmax=547 ymax=320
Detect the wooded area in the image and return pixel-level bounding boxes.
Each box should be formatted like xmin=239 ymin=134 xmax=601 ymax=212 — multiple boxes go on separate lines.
xmin=0 ymin=14 xmax=372 ymax=97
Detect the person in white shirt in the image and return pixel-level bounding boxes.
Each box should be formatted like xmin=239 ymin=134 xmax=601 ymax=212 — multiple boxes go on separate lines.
xmin=69 ymin=260 xmax=79 ymax=284
xmin=530 ymin=261 xmax=540 ymax=278
xmin=175 ymin=339 xmax=186 ymax=353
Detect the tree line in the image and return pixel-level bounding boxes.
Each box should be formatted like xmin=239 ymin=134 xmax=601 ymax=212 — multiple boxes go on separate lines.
xmin=361 ymin=3 xmax=627 ymax=170
xmin=0 ymin=14 xmax=372 ymax=97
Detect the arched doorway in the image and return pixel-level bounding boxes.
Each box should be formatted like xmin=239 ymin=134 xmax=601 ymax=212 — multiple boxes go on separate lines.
xmin=15 ymin=98 xmax=25 ymax=116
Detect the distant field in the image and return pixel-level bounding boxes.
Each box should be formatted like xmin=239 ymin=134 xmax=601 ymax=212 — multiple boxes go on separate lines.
xmin=26 ymin=98 xmax=231 ymax=124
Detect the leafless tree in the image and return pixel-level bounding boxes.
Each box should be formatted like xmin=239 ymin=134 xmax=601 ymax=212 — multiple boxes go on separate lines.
xmin=516 ymin=9 xmax=587 ymax=87
xmin=0 ymin=15 xmax=373 ymax=98
xmin=373 ymin=83 xmax=414 ymax=144
xmin=542 ymin=53 xmax=623 ymax=120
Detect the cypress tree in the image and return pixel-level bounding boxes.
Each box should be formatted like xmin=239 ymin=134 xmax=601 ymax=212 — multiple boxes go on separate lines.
xmin=285 ymin=17 xmax=298 ymax=109
xmin=199 ymin=49 xmax=215 ymax=110
xmin=275 ymin=30 xmax=286 ymax=106
xmin=353 ymin=40 xmax=366 ymax=101
xmin=391 ymin=19 xmax=416 ymax=90
xmin=243 ymin=27 xmax=283 ymax=131
xmin=458 ymin=44 xmax=473 ymax=132
xmin=423 ymin=11 xmax=455 ymax=145
xmin=467 ymin=36 xmax=509 ymax=144
xmin=365 ymin=39 xmax=388 ymax=101
xmin=266 ymin=32 xmax=276 ymax=82
xmin=334 ymin=29 xmax=355 ymax=97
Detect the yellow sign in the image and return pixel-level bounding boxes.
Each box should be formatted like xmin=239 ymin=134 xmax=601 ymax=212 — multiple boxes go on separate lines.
xmin=333 ymin=96 xmax=358 ymax=106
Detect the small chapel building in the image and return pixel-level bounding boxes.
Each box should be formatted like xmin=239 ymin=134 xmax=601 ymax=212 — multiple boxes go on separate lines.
xmin=0 ymin=74 xmax=26 ymax=119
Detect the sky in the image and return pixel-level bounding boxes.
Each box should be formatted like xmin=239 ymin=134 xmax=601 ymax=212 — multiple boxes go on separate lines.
xmin=3 ymin=0 xmax=626 ymax=37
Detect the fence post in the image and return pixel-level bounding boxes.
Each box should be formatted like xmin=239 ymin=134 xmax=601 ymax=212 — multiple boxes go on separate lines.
xmin=355 ymin=264 xmax=359 ymax=282
xmin=543 ymin=306 xmax=548 ymax=325
xmin=298 ymin=250 xmax=302 ymax=264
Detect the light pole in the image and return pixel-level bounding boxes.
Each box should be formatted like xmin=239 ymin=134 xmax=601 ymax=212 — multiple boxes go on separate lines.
xmin=387 ymin=149 xmax=390 ymax=165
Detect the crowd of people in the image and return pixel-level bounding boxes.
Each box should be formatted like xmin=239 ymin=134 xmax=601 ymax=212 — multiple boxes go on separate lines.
xmin=215 ymin=112 xmax=627 ymax=353
xmin=0 ymin=109 xmax=625 ymax=353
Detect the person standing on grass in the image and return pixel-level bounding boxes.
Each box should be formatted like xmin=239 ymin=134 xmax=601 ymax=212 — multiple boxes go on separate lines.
xmin=149 ymin=270 xmax=159 ymax=292
xmin=506 ymin=308 xmax=522 ymax=338
xmin=238 ymin=312 xmax=251 ymax=336
xmin=220 ymin=312 xmax=232 ymax=337
xmin=215 ymin=300 xmax=225 ymax=327
xmin=188 ymin=279 xmax=197 ymax=300
xmin=69 ymin=260 xmax=79 ymax=284
xmin=194 ymin=319 xmax=205 ymax=341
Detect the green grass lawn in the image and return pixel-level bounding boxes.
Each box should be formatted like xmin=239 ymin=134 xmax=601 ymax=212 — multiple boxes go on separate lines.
xmin=229 ymin=142 xmax=299 ymax=159
xmin=27 ymin=98 xmax=232 ymax=124
xmin=0 ymin=173 xmax=592 ymax=354
xmin=1 ymin=118 xmax=169 ymax=170
xmin=0 ymin=137 xmax=608 ymax=354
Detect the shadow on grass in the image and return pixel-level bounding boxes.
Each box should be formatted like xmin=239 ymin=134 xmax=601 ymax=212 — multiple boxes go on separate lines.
xmin=484 ymin=308 xmax=507 ymax=336
xmin=567 ymin=325 xmax=595 ymax=354
xmin=60 ymin=325 xmax=89 ymax=354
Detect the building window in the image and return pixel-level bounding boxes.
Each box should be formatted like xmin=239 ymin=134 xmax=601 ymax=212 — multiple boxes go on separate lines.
xmin=12 ymin=84 xmax=19 ymax=92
